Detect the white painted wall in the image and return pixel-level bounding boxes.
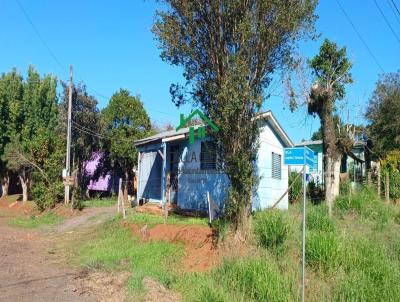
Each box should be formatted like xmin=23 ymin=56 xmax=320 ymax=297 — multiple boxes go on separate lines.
xmin=254 ymin=122 xmax=289 ymax=210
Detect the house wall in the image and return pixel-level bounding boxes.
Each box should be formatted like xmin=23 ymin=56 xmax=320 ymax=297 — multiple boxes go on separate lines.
xmin=253 ymin=121 xmax=289 ymax=210
xmin=166 ymin=138 xmax=229 ymax=211
xmin=84 ymin=152 xmax=118 ymax=193
xmin=137 ymin=121 xmax=290 ymax=211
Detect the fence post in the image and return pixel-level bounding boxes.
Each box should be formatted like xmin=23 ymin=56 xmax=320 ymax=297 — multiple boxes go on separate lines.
xmin=385 ymin=172 xmax=390 ymax=205
xmin=377 ymin=162 xmax=381 ymax=197
xmin=117 ymin=178 xmax=122 ymax=214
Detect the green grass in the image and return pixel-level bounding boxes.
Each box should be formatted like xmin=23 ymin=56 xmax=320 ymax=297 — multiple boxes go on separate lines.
xmin=82 ymin=198 xmax=117 ymax=208
xmin=253 ymin=210 xmax=289 ymax=250
xmin=76 ymin=216 xmax=183 ymax=295
xmin=71 ymin=186 xmax=400 ymax=302
xmin=127 ymin=212 xmax=209 ymax=227
xmin=9 ymin=212 xmax=64 ymax=229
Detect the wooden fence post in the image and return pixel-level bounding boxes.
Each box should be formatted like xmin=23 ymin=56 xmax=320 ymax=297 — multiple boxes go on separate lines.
xmin=385 ymin=172 xmax=390 ymax=205
xmin=377 ymin=162 xmax=381 ymax=197
xmin=117 ymin=178 xmax=122 ymax=214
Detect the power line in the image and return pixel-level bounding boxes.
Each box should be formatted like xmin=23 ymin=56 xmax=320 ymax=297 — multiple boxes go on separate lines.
xmin=14 ymin=0 xmax=65 ymax=73
xmin=373 ymin=0 xmax=400 ymax=45
xmin=335 ymin=0 xmax=385 ymax=73
xmin=390 ymin=0 xmax=400 ymax=16
xmin=387 ymin=0 xmax=400 ymax=25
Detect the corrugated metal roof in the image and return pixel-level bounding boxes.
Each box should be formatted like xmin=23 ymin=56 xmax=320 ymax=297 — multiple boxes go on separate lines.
xmin=295 ymin=140 xmax=323 ymax=146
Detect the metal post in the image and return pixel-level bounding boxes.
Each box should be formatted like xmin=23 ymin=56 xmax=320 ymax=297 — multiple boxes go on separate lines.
xmin=301 ymin=164 xmax=306 ymax=302
xmin=64 ymin=65 xmax=73 ymax=204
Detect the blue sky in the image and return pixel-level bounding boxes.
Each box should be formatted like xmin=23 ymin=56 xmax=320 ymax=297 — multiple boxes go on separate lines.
xmin=1 ymin=0 xmax=399 ymax=143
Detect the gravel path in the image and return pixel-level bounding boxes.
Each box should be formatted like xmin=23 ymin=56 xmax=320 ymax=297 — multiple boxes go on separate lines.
xmin=0 ymin=207 xmax=115 ymax=302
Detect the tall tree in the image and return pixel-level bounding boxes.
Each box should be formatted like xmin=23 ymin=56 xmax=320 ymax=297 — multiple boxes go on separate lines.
xmin=101 ymin=89 xmax=151 ymax=185
xmin=59 ymin=82 xmax=100 ymax=200
xmin=307 ymin=39 xmax=353 ymax=216
xmin=153 ymin=0 xmax=317 ymax=232
xmin=365 ymin=71 xmax=400 ymax=156
xmin=4 ymin=66 xmax=58 ymax=202
xmin=0 ymin=69 xmax=23 ymax=197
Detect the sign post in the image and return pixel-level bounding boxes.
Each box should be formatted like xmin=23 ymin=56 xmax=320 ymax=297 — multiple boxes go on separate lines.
xmin=284 ymin=147 xmax=314 ymax=302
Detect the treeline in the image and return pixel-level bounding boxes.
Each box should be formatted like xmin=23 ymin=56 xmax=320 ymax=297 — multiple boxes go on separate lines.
xmin=0 ymin=66 xmax=153 ymax=210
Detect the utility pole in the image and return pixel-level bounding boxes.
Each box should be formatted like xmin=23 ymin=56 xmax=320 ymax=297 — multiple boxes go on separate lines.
xmin=64 ymin=65 xmax=73 ymax=204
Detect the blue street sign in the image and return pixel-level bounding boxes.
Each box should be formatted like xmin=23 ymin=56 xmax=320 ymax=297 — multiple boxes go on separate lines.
xmin=284 ymin=147 xmax=315 ymax=167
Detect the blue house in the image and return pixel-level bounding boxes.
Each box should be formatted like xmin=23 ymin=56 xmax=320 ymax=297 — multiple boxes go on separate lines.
xmin=135 ymin=111 xmax=293 ymax=212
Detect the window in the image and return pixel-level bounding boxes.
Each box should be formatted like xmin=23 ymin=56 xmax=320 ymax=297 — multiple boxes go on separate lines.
xmin=200 ymin=141 xmax=216 ymax=170
xmin=272 ymin=152 xmax=282 ymax=179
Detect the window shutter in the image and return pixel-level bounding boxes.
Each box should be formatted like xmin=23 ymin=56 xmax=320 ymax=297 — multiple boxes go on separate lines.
xmin=272 ymin=152 xmax=282 ymax=179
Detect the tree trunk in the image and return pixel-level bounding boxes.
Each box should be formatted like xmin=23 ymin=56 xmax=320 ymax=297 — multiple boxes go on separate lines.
xmin=19 ymin=176 xmax=28 ymax=202
xmin=19 ymin=169 xmax=30 ymax=203
xmin=320 ymin=102 xmax=341 ymax=217
xmin=1 ymin=174 xmax=9 ymax=197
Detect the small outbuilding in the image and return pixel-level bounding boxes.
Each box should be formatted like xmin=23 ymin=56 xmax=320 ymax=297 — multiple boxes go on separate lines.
xmin=135 ymin=111 xmax=293 ymax=212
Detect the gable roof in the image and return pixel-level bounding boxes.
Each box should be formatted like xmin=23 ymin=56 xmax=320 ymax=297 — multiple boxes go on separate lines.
xmin=135 ymin=110 xmax=293 ymax=147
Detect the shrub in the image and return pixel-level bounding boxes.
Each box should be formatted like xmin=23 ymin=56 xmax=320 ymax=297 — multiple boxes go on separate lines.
xmin=306 ymin=230 xmax=341 ymax=272
xmin=289 ymin=172 xmax=302 ymax=203
xmin=253 ymin=210 xmax=288 ymax=249
xmin=306 ymin=205 xmax=335 ymax=232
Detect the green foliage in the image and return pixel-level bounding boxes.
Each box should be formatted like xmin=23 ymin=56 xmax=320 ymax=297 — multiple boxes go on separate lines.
xmin=289 ymin=172 xmax=302 ymax=203
xmin=306 ymin=204 xmax=335 ymax=232
xmin=335 ymin=186 xmax=389 ymax=225
xmin=101 ymin=89 xmax=151 ymax=179
xmin=381 ymin=150 xmax=400 ymax=200
xmin=306 ymin=230 xmax=341 ymax=272
xmin=366 ymin=71 xmax=400 ymax=156
xmin=153 ymin=1 xmax=317 ymax=230
xmin=253 ymin=210 xmax=288 ymax=249
xmin=9 ymin=212 xmax=64 ymax=229
xmin=1 ymin=66 xmax=61 ymax=205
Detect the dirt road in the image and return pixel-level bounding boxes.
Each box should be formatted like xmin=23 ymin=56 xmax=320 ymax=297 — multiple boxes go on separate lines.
xmin=0 ymin=207 xmax=115 ymax=302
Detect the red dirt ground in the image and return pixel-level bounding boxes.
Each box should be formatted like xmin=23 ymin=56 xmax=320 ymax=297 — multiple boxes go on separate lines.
xmin=129 ymin=222 xmax=220 ymax=272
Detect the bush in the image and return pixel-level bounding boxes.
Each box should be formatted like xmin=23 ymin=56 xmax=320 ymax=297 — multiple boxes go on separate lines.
xmin=306 ymin=205 xmax=335 ymax=232
xmin=306 ymin=230 xmax=341 ymax=272
xmin=289 ymin=172 xmax=302 ymax=203
xmin=31 ymin=182 xmax=61 ymax=211
xmin=253 ymin=210 xmax=288 ymax=249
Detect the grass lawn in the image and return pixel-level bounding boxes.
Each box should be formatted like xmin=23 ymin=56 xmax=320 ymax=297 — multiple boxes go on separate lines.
xmin=127 ymin=212 xmax=209 ymax=227
xmin=82 ymin=198 xmax=117 ymax=208
xmin=9 ymin=212 xmax=64 ymax=229
xmin=71 ymin=187 xmax=400 ymax=301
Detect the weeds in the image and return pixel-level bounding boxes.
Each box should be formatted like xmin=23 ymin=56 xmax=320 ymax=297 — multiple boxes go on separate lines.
xmin=306 ymin=204 xmax=335 ymax=232
xmin=9 ymin=212 xmax=64 ymax=229
xmin=306 ymin=230 xmax=341 ymax=272
xmin=253 ymin=210 xmax=288 ymax=249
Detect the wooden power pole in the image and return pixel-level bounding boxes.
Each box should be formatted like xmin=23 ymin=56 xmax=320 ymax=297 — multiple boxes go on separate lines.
xmin=64 ymin=65 xmax=73 ymax=204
